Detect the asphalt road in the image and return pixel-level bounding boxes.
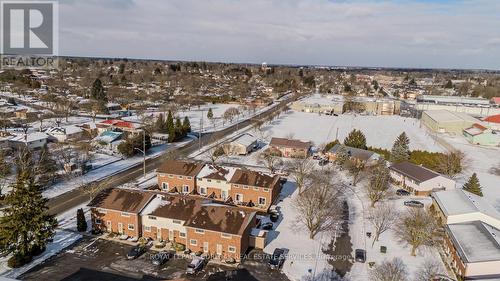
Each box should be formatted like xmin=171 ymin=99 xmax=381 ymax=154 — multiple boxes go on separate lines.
xmin=47 ymin=96 xmax=295 ymax=215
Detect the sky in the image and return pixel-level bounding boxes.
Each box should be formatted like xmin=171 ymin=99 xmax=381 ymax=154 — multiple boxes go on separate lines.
xmin=58 ymin=0 xmax=500 ymax=70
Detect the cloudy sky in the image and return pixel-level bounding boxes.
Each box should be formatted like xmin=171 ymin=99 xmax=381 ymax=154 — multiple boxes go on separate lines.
xmin=58 ymin=0 xmax=500 ymax=69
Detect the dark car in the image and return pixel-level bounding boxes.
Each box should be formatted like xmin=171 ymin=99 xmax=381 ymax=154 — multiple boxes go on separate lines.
xmin=396 ymin=189 xmax=411 ymax=196
xmin=404 ymin=200 xmax=424 ymax=208
xmin=279 ymin=177 xmax=287 ymax=185
xmin=355 ymin=249 xmax=366 ymax=263
xmin=151 ymin=250 xmax=174 ymax=266
xmin=318 ymin=159 xmax=329 ymax=166
xmin=261 ymin=222 xmax=273 ymax=230
xmin=268 ymin=248 xmax=286 ymax=269
xmin=126 ymin=245 xmax=147 ymax=260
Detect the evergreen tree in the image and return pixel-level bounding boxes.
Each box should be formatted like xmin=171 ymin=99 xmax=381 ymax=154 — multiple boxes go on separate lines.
xmin=463 ymin=173 xmax=483 ymax=196
xmin=76 ymin=208 xmax=87 ymax=232
xmin=0 ymin=156 xmax=57 ymax=264
xmin=155 ymin=113 xmax=166 ymax=133
xmin=90 ymin=78 xmax=107 ymax=101
xmin=182 ymin=116 xmax=191 ymax=134
xmin=390 ymin=132 xmax=410 ymax=163
xmin=175 ymin=117 xmax=183 ymax=139
xmin=207 ymin=108 xmax=213 ymax=119
xmin=166 ymin=111 xmax=176 ymax=142
xmin=344 ymin=129 xmax=367 ymax=149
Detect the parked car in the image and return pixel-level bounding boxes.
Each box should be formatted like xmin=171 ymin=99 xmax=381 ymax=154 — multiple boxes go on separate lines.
xmin=126 ymin=245 xmax=147 ymax=260
xmin=186 ymin=256 xmax=205 ymax=274
xmin=404 ymin=200 xmax=424 ymax=208
xmin=318 ymin=159 xmax=329 ymax=166
xmin=279 ymin=177 xmax=287 ymax=185
xmin=333 ymin=113 xmax=339 ymax=117
xmin=151 ymin=250 xmax=174 ymax=266
xmin=355 ymin=249 xmax=366 ymax=263
xmin=312 ymin=155 xmax=320 ymax=160
xmin=270 ymin=212 xmax=279 ymax=223
xmin=268 ymin=248 xmax=286 ymax=269
xmin=396 ymin=189 xmax=411 ymax=196
xmin=261 ymin=222 xmax=273 ymax=230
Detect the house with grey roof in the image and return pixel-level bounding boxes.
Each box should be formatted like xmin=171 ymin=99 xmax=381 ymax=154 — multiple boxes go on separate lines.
xmin=222 ymin=133 xmax=257 ymax=155
xmin=326 ymin=144 xmax=380 ymax=166
xmin=389 ymin=161 xmax=456 ymax=196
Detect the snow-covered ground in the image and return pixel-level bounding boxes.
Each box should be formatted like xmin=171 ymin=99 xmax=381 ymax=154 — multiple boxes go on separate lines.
xmin=43 ymin=140 xmax=191 ymax=198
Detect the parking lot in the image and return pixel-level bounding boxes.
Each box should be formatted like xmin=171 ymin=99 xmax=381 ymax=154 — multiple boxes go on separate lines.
xmin=20 ymin=237 xmax=290 ymax=281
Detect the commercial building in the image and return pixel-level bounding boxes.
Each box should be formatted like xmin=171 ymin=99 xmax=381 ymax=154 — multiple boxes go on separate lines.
xmin=421 ymin=110 xmax=481 ymax=134
xmin=463 ymin=123 xmax=500 ymax=147
xmin=416 ymin=95 xmax=500 ymax=116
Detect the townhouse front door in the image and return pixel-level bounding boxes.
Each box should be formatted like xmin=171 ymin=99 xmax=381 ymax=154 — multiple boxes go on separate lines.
xmin=106 ymin=221 xmax=111 ymax=231
xmin=169 ymin=230 xmax=174 ymax=241
xmin=157 ymin=228 xmax=162 ymax=240
xmin=203 ymin=242 xmax=209 ymax=253
xmin=216 ymin=244 xmax=223 ymax=256
xmin=221 ymin=190 xmax=227 ymax=200
xmin=118 ymin=223 xmax=123 ymax=234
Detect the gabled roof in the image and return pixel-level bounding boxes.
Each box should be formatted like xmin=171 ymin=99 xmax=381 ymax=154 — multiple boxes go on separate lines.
xmin=229 ymin=169 xmax=279 ymax=188
xmin=141 ymin=195 xmax=255 ymax=235
xmin=328 ymin=144 xmax=378 ymax=161
xmin=157 ymin=160 xmax=204 ymax=177
xmin=88 ymin=188 xmax=155 ymax=214
xmin=492 ymin=97 xmax=500 ymax=105
xmin=389 ymin=161 xmax=440 ymax=183
xmin=484 ymin=114 xmax=500 ymax=124
xmin=269 ymin=137 xmax=311 ymax=150
xmin=197 ymin=164 xmax=237 ymax=181
xmin=230 ymin=133 xmax=257 ymax=147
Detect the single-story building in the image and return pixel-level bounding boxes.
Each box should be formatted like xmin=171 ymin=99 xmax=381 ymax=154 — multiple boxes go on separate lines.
xmin=463 ymin=123 xmax=500 ymax=146
xmin=421 ymin=110 xmax=481 ymax=134
xmin=9 ymin=132 xmax=48 ymax=149
xmin=44 ymin=125 xmax=84 ymax=142
xmin=326 ymin=144 xmax=380 ymax=166
xmin=269 ymin=137 xmax=311 ymax=158
xmin=223 ymin=133 xmax=257 ymax=155
xmin=389 ymin=161 xmax=456 ymax=196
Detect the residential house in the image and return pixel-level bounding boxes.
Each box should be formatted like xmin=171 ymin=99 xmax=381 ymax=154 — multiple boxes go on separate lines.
xmin=269 ymin=137 xmax=311 ymax=158
xmin=223 ymin=133 xmax=257 ymax=155
xmin=140 ymin=194 xmax=256 ymax=261
xmin=326 ymin=144 xmax=380 ymax=166
xmin=88 ymin=188 xmax=156 ymax=237
xmin=97 ymin=119 xmax=142 ymax=135
xmin=196 ymin=164 xmax=237 ymax=201
xmin=432 ymin=189 xmax=500 ymax=280
xmin=9 ymin=132 xmax=48 ymax=149
xmin=157 ymin=160 xmax=204 ymax=194
xmin=43 ymin=125 xmax=84 ymax=142
xmin=389 ymin=161 xmax=455 ymax=196
xmin=228 ymin=169 xmax=281 ymax=210
xmin=463 ymin=123 xmax=500 ymax=146
xmin=484 ymin=114 xmax=500 ymax=130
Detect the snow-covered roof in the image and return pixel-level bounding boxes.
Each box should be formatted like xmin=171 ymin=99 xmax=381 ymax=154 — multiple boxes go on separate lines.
xmin=94 ymin=131 xmax=122 ymax=144
xmin=44 ymin=125 xmax=83 ymax=135
xmin=230 ymin=133 xmax=256 ymax=147
xmin=197 ymin=164 xmax=237 ymax=181
xmin=432 ymin=189 xmax=500 ymax=220
xmin=446 ymin=221 xmax=500 ymax=263
xmin=10 ymin=132 xmax=48 ymax=143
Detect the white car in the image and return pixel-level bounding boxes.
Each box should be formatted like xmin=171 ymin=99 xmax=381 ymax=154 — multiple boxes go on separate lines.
xmin=186 ymin=256 xmax=205 ymax=274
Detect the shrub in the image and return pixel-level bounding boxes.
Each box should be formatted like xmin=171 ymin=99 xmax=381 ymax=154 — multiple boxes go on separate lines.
xmin=30 ymin=245 xmax=46 ymax=256
xmin=173 ymin=243 xmax=185 ymax=252
xmin=76 ymin=208 xmax=87 ymax=232
xmin=8 ymin=254 xmax=33 ymax=268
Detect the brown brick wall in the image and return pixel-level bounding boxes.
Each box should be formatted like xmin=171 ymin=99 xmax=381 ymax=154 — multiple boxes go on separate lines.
xmin=230 ymin=182 xmax=280 ymax=210
xmin=186 ymin=228 xmax=243 ymax=260
xmin=157 ymin=173 xmax=196 ymax=193
xmin=91 ymin=208 xmax=141 ymax=237
xmin=444 ymin=232 xmax=467 ymax=278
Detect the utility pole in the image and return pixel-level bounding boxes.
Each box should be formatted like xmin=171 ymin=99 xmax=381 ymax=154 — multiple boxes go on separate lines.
xmin=199 ymin=110 xmax=204 ymax=150
xmin=143 ymin=129 xmax=146 ymax=178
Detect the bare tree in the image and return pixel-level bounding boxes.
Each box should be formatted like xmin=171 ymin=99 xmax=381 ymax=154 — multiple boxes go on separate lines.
xmin=346 ymin=159 xmax=366 ymax=186
xmin=204 ymin=142 xmax=225 ymax=164
xmin=259 ymin=152 xmax=283 ymax=173
xmin=394 ymin=208 xmax=440 ymax=256
xmin=294 ymin=171 xmax=343 ymax=239
xmin=81 ymin=178 xmax=111 ymax=201
xmin=437 ymin=151 xmax=465 ymax=178
xmin=285 ymin=158 xmax=314 ymax=193
xmin=414 ymin=258 xmax=446 ymax=281
xmin=371 ymin=258 xmax=408 ymax=281
xmin=367 ymin=159 xmax=391 ymax=207
xmin=368 ymin=203 xmax=398 ymax=247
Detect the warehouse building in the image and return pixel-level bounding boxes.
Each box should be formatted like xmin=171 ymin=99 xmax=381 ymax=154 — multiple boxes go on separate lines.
xmin=421 ymin=110 xmax=481 ymax=134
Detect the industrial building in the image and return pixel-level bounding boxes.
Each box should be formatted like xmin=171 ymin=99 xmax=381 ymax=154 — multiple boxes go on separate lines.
xmin=421 ymin=110 xmax=481 ymax=134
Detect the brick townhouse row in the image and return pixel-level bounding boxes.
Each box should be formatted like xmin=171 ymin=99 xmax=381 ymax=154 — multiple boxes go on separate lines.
xmin=89 ymin=188 xmax=257 ymax=261
xmin=156 ymin=160 xmax=281 ymax=211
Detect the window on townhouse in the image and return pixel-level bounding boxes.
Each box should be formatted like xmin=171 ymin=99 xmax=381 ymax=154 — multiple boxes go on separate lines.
xmin=234 ymin=184 xmax=239 ymax=188
xmin=258 ymin=197 xmax=266 ymax=205
xmin=95 ymin=219 xmax=102 ymax=224
xmin=221 ymin=233 xmax=232 ymax=239
xmin=187 ymin=176 xmax=192 ymax=180
xmin=235 ymin=194 xmax=243 ymax=203
xmin=195 ymin=229 xmax=205 ymax=234
xmin=217 ymin=180 xmax=221 ymax=183
xmin=179 ymin=232 xmax=186 ymax=238
xmin=207 ymin=179 xmax=212 ymax=182
xmin=173 ymin=220 xmax=182 ymax=224
xmin=253 ymin=187 xmax=259 ymax=191
xmin=263 ymin=188 xmax=269 ymax=192
xmin=148 ymin=216 xmax=157 ymax=220
xmin=243 ymin=186 xmax=249 ymax=189
xmin=197 ymin=178 xmax=202 ymax=181
xmin=144 ymin=226 xmax=151 ymax=232
xmin=190 ymin=239 xmax=197 ymax=246
xmin=199 ymin=187 xmax=207 ymax=195
xmin=128 ymin=224 xmax=135 ymax=230
xmin=178 ymin=175 xmax=183 ymax=179
xmin=168 ymin=174 xmax=173 ymax=178
xmin=228 ymin=246 xmax=236 ymax=253
xmin=162 ymin=182 xmax=168 ymax=190
xmin=121 ymin=212 xmax=131 ymax=217
xmin=182 ymin=185 xmax=189 ymax=193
